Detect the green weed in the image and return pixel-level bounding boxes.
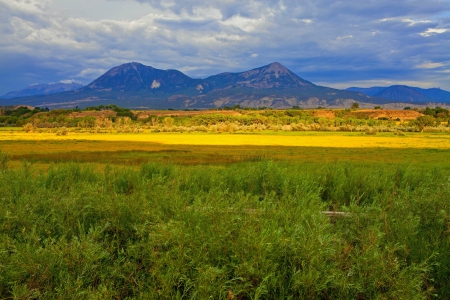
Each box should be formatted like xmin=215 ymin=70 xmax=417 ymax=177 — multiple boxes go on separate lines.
xmin=1 ymin=160 xmax=449 ymax=298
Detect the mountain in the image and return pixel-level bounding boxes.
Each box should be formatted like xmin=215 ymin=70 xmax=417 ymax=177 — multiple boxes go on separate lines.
xmin=0 ymin=62 xmax=403 ymax=109
xmin=346 ymin=87 xmax=385 ymax=96
xmin=1 ymin=82 xmax=84 ymax=99
xmin=204 ymin=62 xmax=314 ymax=90
xmin=412 ymin=87 xmax=450 ymax=102
xmin=85 ymin=62 xmax=203 ymax=93
xmin=347 ymin=85 xmax=450 ymax=103
xmin=374 ymin=85 xmax=433 ymax=103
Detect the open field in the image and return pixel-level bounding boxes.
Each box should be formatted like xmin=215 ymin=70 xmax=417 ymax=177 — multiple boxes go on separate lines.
xmin=2 ymin=130 xmax=450 ymax=298
xmin=1 ymin=131 xmax=450 ymax=167
xmin=3 ymin=131 xmax=450 ymax=149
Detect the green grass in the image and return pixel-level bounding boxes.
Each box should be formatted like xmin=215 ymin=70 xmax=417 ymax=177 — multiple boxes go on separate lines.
xmin=1 ymin=159 xmax=450 ymax=298
xmin=2 ymin=138 xmax=450 ymax=168
xmin=0 ymin=127 xmax=21 ymax=131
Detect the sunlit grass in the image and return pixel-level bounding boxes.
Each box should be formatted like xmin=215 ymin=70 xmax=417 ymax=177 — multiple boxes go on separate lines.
xmin=1 ymin=160 xmax=448 ymax=298
xmin=2 ymin=131 xmax=450 ymax=149
xmin=1 ymin=131 xmax=450 ymax=168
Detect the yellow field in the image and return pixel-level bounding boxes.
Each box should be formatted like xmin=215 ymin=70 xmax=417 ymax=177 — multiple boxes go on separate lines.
xmin=2 ymin=131 xmax=450 ymax=149
xmin=1 ymin=130 xmax=450 ymax=168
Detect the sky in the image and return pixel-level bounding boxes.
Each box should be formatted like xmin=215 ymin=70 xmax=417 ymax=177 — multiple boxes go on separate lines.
xmin=1 ymin=0 xmax=450 ymax=95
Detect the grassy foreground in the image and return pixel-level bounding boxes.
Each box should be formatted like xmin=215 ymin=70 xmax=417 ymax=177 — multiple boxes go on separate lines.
xmin=1 ymin=160 xmax=449 ymax=299
xmin=1 ymin=131 xmax=450 ymax=298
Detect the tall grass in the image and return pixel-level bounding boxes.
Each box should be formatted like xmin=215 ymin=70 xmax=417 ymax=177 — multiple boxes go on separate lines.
xmin=1 ymin=160 xmax=449 ymax=298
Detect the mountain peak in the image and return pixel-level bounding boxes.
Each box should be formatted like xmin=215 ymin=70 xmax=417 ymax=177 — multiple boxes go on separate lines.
xmin=85 ymin=62 xmax=198 ymax=92
xmin=240 ymin=62 xmax=314 ymax=88
xmin=266 ymin=61 xmax=286 ymax=69
xmin=260 ymin=62 xmax=291 ymax=78
xmin=203 ymin=62 xmax=315 ymax=90
xmin=267 ymin=62 xmax=285 ymax=68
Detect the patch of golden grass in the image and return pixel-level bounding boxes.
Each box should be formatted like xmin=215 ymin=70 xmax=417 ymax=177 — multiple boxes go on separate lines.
xmin=2 ymin=131 xmax=450 ymax=149
xmin=2 ymin=131 xmax=449 ymax=169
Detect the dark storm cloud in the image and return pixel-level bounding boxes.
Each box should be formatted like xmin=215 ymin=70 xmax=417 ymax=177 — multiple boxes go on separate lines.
xmin=0 ymin=0 xmax=449 ymax=95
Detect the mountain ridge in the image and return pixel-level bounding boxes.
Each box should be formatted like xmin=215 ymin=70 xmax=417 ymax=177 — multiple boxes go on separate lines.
xmin=347 ymin=85 xmax=450 ymax=103
xmin=2 ymin=62 xmax=444 ymax=109
xmin=1 ymin=82 xmax=84 ymax=99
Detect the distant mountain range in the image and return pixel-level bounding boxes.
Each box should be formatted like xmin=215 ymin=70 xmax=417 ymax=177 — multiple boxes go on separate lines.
xmin=1 ymin=62 xmax=448 ymax=109
xmin=346 ymin=86 xmax=450 ymax=104
xmin=1 ymin=82 xmax=84 ymax=99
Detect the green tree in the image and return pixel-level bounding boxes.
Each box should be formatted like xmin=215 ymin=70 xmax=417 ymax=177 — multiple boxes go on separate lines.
xmin=413 ymin=115 xmax=435 ymax=132
xmin=351 ymin=102 xmax=360 ymax=109
xmin=163 ymin=117 xmax=175 ymax=127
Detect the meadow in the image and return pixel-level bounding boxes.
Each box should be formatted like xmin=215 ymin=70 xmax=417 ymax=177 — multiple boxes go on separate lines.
xmin=1 ymin=128 xmax=450 ymax=298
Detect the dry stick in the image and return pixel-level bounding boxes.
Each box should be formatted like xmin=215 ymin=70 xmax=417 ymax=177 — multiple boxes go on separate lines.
xmin=186 ymin=206 xmax=351 ymax=217
xmin=321 ymin=211 xmax=351 ymax=217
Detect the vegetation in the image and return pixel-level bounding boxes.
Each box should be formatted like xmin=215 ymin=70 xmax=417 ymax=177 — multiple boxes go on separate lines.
xmin=1 ymin=157 xmax=450 ymax=298
xmin=0 ymin=106 xmax=48 ymax=126
xmin=0 ymin=105 xmax=449 ymax=133
xmin=1 ymin=106 xmax=450 ymax=297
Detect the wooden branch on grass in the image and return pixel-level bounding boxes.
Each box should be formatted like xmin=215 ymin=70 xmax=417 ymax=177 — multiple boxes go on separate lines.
xmin=186 ymin=206 xmax=351 ymax=217
xmin=321 ymin=211 xmax=351 ymax=217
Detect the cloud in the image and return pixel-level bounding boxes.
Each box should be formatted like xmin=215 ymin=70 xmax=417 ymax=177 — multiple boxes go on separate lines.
xmin=336 ymin=35 xmax=353 ymax=40
xmin=76 ymin=68 xmax=108 ymax=78
xmin=419 ymin=28 xmax=448 ymax=36
xmin=59 ymin=79 xmax=83 ymax=84
xmin=416 ymin=62 xmax=445 ymax=69
xmin=0 ymin=0 xmax=450 ymax=94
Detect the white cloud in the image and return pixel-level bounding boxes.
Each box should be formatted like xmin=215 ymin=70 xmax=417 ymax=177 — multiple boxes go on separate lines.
xmin=59 ymin=79 xmax=82 ymax=84
xmin=402 ymin=18 xmax=431 ymax=26
xmin=251 ymin=53 xmax=259 ymax=57
xmin=191 ymin=7 xmax=222 ymax=21
xmin=220 ymin=15 xmax=265 ymax=32
xmin=416 ymin=62 xmax=445 ymax=69
xmin=76 ymin=68 xmax=107 ymax=78
xmin=336 ymin=35 xmax=353 ymax=40
xmin=419 ymin=28 xmax=447 ymax=36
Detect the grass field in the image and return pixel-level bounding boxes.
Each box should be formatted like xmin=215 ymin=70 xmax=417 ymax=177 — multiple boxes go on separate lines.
xmin=1 ymin=130 xmax=450 ymax=298
xmin=1 ymin=131 xmax=450 ymax=167
xmin=3 ymin=131 xmax=450 ymax=149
